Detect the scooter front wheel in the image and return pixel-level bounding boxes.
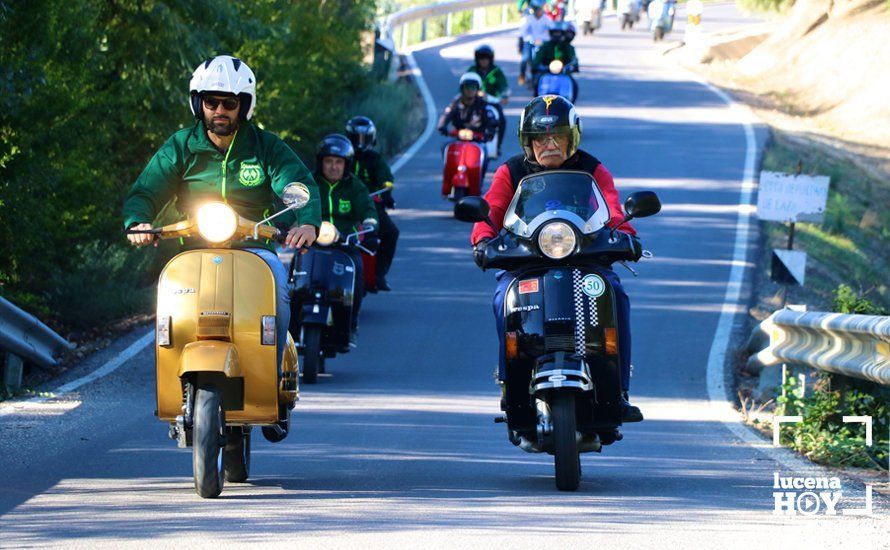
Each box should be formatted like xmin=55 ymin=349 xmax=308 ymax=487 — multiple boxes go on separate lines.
xmin=302 ymin=326 xmax=323 ymax=384
xmin=193 ymin=384 xmax=225 ymax=498
xmin=223 ymin=426 xmax=251 ymax=482
xmin=552 ymin=392 xmax=580 ymax=491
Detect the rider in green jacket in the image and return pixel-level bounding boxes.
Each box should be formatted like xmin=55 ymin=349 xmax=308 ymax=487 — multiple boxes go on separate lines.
xmin=468 ymin=45 xmax=510 ymax=157
xmin=123 ymin=55 xmax=320 ymax=366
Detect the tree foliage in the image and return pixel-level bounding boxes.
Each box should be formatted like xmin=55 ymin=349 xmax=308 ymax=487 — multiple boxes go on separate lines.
xmin=0 ymin=0 xmax=377 ymax=328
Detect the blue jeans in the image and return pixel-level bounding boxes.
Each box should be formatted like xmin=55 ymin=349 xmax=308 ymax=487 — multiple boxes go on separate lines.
xmin=246 ymin=247 xmax=290 ymax=369
xmin=493 ymin=268 xmax=632 ymax=391
xmin=520 ymin=41 xmax=534 ymax=78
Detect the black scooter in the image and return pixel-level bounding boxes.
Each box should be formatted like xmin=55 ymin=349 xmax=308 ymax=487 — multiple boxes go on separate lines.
xmin=288 ymin=222 xmax=375 ymax=383
xmin=456 ymin=170 xmax=661 ymax=491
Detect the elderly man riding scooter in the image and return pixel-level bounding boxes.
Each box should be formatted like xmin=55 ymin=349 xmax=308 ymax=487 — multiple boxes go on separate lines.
xmin=470 ymin=95 xmax=644 ymax=422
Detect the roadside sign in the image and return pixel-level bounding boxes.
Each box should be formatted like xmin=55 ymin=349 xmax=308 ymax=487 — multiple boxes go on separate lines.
xmin=771 ymin=249 xmax=807 ymax=286
xmin=756 ymin=171 xmax=830 ymax=224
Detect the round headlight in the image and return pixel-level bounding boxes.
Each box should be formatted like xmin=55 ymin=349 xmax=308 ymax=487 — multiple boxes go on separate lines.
xmin=538 ymin=221 xmax=576 ymax=259
xmin=316 ymin=221 xmax=340 ymax=246
xmin=196 ymin=202 xmax=238 ymax=243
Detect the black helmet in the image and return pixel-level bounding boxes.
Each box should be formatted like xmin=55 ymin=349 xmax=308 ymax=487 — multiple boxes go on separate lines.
xmin=345 ymin=116 xmax=377 ymax=152
xmin=316 ymin=134 xmax=355 ymax=173
xmin=549 ymin=21 xmax=571 ymax=42
xmin=518 ymin=95 xmax=582 ymax=161
xmin=474 ymin=44 xmax=494 ymax=65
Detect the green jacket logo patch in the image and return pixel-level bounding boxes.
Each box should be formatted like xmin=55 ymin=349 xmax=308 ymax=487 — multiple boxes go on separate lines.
xmin=338 ymin=199 xmax=352 ymax=214
xmin=239 ymin=163 xmax=263 ymax=187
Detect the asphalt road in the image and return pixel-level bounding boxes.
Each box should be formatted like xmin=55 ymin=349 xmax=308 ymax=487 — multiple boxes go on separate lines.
xmin=1 ymin=5 xmax=886 ymax=548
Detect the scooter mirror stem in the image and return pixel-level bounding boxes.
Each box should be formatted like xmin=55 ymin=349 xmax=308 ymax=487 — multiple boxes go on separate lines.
xmin=609 ymin=214 xmax=634 ymax=242
xmin=253 ymin=204 xmax=300 ymax=239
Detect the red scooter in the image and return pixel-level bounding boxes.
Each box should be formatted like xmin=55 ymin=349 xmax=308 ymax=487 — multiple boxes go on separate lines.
xmin=441 ymin=128 xmax=487 ymax=205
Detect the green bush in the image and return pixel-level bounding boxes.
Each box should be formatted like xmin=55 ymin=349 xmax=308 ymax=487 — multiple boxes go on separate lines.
xmin=347 ymin=80 xmax=423 ymax=160
xmin=777 ymin=374 xmax=888 ymax=469
xmin=832 ymin=284 xmax=888 ymax=315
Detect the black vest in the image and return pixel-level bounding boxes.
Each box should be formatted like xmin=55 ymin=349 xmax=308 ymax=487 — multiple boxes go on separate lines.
xmin=504 ymin=150 xmax=601 ymax=190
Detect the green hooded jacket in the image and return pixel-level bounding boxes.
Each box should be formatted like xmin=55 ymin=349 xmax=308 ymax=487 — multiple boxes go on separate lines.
xmin=533 ymin=41 xmax=577 ymax=67
xmin=467 ymin=64 xmax=509 ymax=98
xmin=122 ymin=122 xmax=321 ymax=251
xmin=316 ymin=172 xmax=378 ymax=235
xmin=353 ymin=149 xmax=394 ymax=193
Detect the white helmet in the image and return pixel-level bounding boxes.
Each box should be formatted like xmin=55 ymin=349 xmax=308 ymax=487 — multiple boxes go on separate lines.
xmin=189 ymin=55 xmax=257 ymax=121
xmin=459 ymin=72 xmax=483 ymax=92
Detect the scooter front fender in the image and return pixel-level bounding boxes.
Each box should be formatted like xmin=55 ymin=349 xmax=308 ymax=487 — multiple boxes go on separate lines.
xmin=178 ymin=340 xmax=242 ymax=378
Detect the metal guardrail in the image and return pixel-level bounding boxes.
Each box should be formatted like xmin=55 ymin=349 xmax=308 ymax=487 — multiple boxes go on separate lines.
xmin=380 ymin=0 xmax=517 ymax=53
xmin=0 ymin=297 xmax=73 ymax=389
xmin=747 ymin=309 xmax=890 ymax=386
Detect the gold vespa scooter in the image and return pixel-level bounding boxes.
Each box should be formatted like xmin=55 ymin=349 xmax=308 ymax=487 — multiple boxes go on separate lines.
xmin=129 ymin=183 xmax=310 ymax=498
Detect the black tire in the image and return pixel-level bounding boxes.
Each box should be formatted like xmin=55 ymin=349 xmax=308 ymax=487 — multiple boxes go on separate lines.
xmin=193 ymin=385 xmax=225 ymax=498
xmin=622 ymin=15 xmax=629 ymax=30
xmin=223 ymin=426 xmax=251 ymax=482
xmin=551 ymin=392 xmax=580 ymax=492
xmin=654 ymin=27 xmax=664 ymax=41
xmin=302 ymin=326 xmax=322 ymax=384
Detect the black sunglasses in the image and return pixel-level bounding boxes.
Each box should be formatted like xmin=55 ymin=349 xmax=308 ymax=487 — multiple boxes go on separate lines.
xmin=203 ymin=96 xmax=240 ymax=111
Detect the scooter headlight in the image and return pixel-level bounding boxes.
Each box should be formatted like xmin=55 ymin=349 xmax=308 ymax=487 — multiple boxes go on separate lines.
xmin=196 ymin=202 xmax=238 ymax=243
xmin=538 ymin=221 xmax=576 ymax=259
xmin=549 ymin=59 xmax=564 ymax=74
xmin=316 ymin=221 xmax=340 ymax=246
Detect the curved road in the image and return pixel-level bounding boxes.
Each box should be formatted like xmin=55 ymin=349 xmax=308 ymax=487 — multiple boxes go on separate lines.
xmin=1 ymin=5 xmax=886 ymax=548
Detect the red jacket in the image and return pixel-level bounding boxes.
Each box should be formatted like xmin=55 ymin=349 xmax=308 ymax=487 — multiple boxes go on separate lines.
xmin=471 ymin=156 xmax=635 ymax=245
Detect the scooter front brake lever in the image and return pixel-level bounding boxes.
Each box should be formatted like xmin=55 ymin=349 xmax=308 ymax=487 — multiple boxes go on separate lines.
xmin=618 ymin=261 xmax=638 ymax=277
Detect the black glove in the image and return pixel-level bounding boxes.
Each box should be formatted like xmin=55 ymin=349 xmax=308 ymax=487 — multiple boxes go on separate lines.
xmin=362 ymin=231 xmax=380 ymax=253
xmin=631 ymin=236 xmax=643 ymax=261
xmin=383 ymin=192 xmax=396 ymax=210
xmin=438 ymin=126 xmax=449 ymax=136
xmin=473 ymin=239 xmax=489 ymax=268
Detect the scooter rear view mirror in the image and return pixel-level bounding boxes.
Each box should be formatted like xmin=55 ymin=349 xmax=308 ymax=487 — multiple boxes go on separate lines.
xmin=624 ymin=191 xmax=661 ymax=219
xmin=454 ymin=196 xmax=495 ymax=229
xmin=282 ymin=182 xmax=311 ymax=209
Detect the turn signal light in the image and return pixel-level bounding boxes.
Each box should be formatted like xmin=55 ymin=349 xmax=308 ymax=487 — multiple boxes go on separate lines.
xmin=604 ymin=327 xmax=618 ymax=355
xmin=261 ymin=316 xmax=276 ymax=346
xmin=505 ymin=331 xmax=519 ymax=361
xmin=157 ymin=315 xmax=171 ymax=347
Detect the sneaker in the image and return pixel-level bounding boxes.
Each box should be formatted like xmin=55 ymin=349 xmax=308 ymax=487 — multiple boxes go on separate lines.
xmin=376 ymin=276 xmax=391 ymax=292
xmin=621 ymin=392 xmax=643 ymax=423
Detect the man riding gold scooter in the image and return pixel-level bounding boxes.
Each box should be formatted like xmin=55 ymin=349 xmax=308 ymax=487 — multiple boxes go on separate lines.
xmin=123 ymin=55 xmax=321 ymax=498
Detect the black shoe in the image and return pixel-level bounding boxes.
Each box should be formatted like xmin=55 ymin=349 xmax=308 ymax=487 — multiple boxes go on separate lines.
xmin=621 ymin=392 xmax=643 ymax=423
xmin=366 ymin=285 xmax=378 ymax=294
xmin=376 ymin=276 xmax=391 ymax=292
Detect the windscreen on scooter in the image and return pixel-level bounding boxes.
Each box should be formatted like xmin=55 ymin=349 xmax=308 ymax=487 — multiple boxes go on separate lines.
xmin=502 ymin=170 xmax=611 ymax=238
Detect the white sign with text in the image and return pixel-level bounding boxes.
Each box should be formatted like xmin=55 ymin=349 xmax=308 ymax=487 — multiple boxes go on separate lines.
xmin=756 ymin=171 xmax=830 ymax=223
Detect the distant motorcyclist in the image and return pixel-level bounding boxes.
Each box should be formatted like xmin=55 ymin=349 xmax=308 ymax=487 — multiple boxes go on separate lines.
xmin=533 ymin=21 xmax=578 ymax=75
xmin=313 ymin=134 xmax=379 ymax=338
xmin=518 ymin=0 xmax=553 ymax=86
xmin=470 ymin=95 xmax=643 ymax=422
xmin=437 ymin=72 xmax=499 ymax=178
xmin=468 ymin=45 xmax=510 ymax=158
xmin=346 ymin=116 xmax=400 ymax=292
xmin=123 ymin=55 xmax=321 ymax=367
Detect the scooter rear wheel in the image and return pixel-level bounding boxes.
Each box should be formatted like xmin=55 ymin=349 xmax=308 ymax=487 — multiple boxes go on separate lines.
xmin=193 ymin=385 xmax=225 ymax=498
xmin=552 ymin=392 xmax=580 ymax=492
xmin=302 ymin=326 xmax=323 ymax=384
xmin=223 ymin=426 xmax=251 ymax=482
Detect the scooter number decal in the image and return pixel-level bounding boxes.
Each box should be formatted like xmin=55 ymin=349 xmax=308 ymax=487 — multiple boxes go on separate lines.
xmin=518 ymin=279 xmax=539 ymax=294
xmin=580 ymin=274 xmax=605 ymax=298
